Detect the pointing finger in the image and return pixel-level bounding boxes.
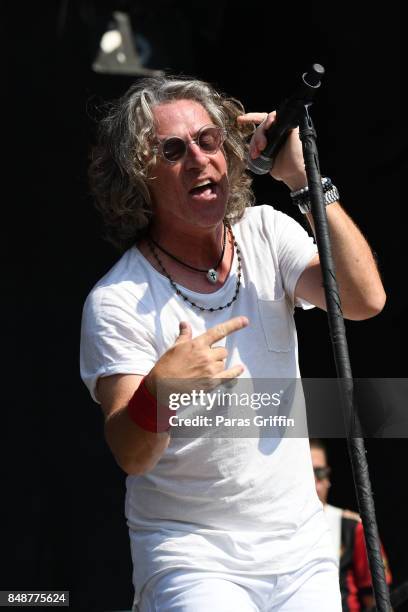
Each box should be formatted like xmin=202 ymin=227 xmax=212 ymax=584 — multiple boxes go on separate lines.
xmin=200 ymin=316 xmax=249 ymax=347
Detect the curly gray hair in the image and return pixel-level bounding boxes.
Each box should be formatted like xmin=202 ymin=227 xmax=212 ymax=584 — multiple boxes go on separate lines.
xmin=89 ymin=75 xmax=255 ymax=251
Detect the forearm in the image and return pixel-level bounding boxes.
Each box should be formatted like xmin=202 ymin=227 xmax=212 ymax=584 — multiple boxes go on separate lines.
xmin=240 ymin=109 xmax=386 ymax=320
xmin=307 ymin=202 xmax=386 ymax=319
xmin=97 ymin=373 xmax=170 ymax=476
xmin=104 ymin=407 xmax=170 ymax=476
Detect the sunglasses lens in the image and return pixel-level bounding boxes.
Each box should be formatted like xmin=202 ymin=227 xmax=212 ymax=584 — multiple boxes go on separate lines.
xmin=159 ymin=126 xmax=225 ymax=162
xmin=314 ymin=467 xmax=330 ymax=480
xmin=162 ymin=137 xmax=186 ymax=162
xmin=198 ymin=127 xmax=223 ymax=152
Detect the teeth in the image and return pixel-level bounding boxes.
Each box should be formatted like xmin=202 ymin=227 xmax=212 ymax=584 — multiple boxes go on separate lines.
xmin=194 ymin=180 xmax=212 ymax=188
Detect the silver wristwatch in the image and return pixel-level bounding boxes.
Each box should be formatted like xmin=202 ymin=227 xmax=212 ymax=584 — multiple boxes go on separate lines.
xmin=290 ymin=178 xmax=340 ymax=214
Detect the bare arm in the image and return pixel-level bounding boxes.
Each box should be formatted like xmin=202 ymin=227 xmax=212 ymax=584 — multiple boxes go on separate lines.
xmin=238 ymin=111 xmax=386 ymax=320
xmin=295 ymin=203 xmax=386 ymax=320
xmin=97 ymin=373 xmax=170 ymax=476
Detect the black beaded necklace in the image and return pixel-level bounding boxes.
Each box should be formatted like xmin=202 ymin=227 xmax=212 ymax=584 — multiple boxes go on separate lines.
xmin=149 ymin=223 xmax=227 ymax=284
xmin=147 ymin=224 xmax=242 ymax=312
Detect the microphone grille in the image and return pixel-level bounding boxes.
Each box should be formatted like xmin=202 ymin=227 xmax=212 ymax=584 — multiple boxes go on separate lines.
xmin=246 ymin=154 xmax=273 ymax=176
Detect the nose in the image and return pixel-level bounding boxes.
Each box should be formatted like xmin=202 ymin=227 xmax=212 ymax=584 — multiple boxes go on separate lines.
xmin=184 ymin=141 xmax=210 ymax=169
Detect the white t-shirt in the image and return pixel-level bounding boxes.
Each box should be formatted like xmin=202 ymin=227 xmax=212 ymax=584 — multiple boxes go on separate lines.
xmin=80 ymin=205 xmax=335 ymax=602
xmin=324 ymin=504 xmax=343 ymax=565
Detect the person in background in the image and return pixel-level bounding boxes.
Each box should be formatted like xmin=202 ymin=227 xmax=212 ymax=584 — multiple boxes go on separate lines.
xmin=310 ymin=438 xmax=392 ymax=611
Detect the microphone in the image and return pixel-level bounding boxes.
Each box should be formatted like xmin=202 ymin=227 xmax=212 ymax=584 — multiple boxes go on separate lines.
xmin=246 ymin=63 xmax=325 ymax=175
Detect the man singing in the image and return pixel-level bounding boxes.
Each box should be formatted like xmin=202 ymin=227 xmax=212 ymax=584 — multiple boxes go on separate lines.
xmin=80 ymin=75 xmax=385 ymax=610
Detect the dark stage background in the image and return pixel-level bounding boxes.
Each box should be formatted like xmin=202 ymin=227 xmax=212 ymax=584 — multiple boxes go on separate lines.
xmin=4 ymin=2 xmax=408 ymax=611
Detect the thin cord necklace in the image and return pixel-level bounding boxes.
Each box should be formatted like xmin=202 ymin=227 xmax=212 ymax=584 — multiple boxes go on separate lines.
xmin=149 ymin=223 xmax=227 ymax=284
xmin=147 ymin=224 xmax=242 ymax=312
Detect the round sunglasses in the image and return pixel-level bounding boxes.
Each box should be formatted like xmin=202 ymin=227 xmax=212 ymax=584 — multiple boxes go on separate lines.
xmin=153 ymin=124 xmax=227 ymax=163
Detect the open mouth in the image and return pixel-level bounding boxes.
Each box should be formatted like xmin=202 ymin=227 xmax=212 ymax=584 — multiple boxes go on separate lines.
xmin=189 ymin=181 xmax=217 ymax=199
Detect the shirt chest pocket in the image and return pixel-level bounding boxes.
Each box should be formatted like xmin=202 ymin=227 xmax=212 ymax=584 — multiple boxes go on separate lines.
xmin=257 ymin=297 xmax=294 ymax=352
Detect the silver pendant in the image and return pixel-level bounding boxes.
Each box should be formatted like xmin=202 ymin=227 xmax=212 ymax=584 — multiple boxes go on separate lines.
xmin=207 ymin=268 xmax=218 ymax=284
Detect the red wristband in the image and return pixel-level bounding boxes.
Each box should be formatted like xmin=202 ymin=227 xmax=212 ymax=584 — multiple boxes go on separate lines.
xmin=127 ymin=377 xmax=172 ymax=433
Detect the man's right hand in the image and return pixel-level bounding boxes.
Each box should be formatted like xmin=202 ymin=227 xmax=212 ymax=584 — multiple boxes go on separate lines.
xmin=145 ymin=316 xmax=249 ymax=395
xmin=97 ymin=315 xmax=248 ymax=475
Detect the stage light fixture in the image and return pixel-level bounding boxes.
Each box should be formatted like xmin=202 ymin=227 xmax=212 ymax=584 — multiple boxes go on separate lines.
xmin=92 ymin=11 xmax=164 ymax=76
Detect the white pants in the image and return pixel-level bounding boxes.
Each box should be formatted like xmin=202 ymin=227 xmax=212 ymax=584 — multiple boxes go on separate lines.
xmin=136 ymin=558 xmax=341 ymax=611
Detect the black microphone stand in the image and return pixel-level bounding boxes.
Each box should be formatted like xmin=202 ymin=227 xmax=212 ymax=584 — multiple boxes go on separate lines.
xmin=297 ymin=75 xmax=391 ymax=611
